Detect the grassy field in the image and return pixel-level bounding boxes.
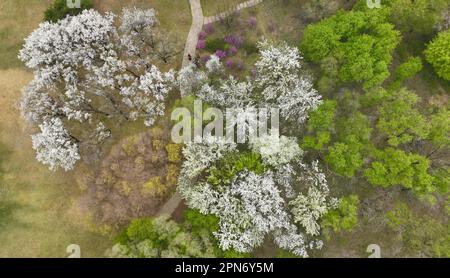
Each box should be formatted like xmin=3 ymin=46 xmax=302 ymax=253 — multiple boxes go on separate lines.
xmin=201 ymin=0 xmax=244 ymax=16
xmin=0 ymin=0 xmax=53 ymax=69
xmin=0 ymin=69 xmax=112 ymax=257
xmin=0 ymin=0 xmax=191 ymax=257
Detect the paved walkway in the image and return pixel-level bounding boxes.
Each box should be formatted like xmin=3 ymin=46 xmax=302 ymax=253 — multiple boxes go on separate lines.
xmin=182 ymin=0 xmax=204 ymax=68
xmin=181 ymin=0 xmax=265 ymax=67
xmin=156 ymin=191 xmax=183 ymax=217
xmin=204 ymin=0 xmax=264 ymax=24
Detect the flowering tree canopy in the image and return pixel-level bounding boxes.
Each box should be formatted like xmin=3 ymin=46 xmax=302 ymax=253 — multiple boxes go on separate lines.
xmin=177 ymin=136 xmax=337 ymax=257
xmin=19 ymin=9 xmax=176 ymax=171
xmin=31 ymin=118 xmax=80 ymax=171
xmin=178 ymin=39 xmax=322 ymax=125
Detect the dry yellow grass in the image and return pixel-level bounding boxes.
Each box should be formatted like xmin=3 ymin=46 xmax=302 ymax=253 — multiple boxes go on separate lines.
xmin=0 ymin=69 xmax=111 ymax=257
xmin=0 ymin=0 xmax=53 ymax=69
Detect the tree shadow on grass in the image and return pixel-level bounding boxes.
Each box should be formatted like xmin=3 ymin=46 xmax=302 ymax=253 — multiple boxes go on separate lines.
xmin=0 ymin=143 xmax=30 ymax=233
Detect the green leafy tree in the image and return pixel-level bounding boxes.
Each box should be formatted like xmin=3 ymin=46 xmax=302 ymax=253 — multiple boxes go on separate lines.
xmin=184 ymin=209 xmax=219 ymax=235
xmin=336 ymin=112 xmax=372 ymax=144
xmin=391 ymin=57 xmax=423 ymax=89
xmin=377 ymin=88 xmax=429 ymax=146
xmin=360 ymin=87 xmax=389 ymax=108
xmin=425 ymin=30 xmax=450 ymax=81
xmin=387 ymin=203 xmax=450 ymax=257
xmin=44 ymin=0 xmax=93 ymax=22
xmin=387 ymin=0 xmax=448 ymax=35
xmin=302 ymin=100 xmax=337 ymax=150
xmin=428 ymin=108 xmax=450 ymax=147
xmin=321 ymin=195 xmax=359 ymax=237
xmin=326 ymin=140 xmax=364 ymax=178
xmin=364 ymin=148 xmax=434 ymax=194
xmin=301 ymin=9 xmax=401 ymax=89
xmin=325 ymin=112 xmax=372 ymax=177
xmin=109 ymin=216 xmax=216 ymax=258
xmin=207 ymin=152 xmax=265 ymax=186
xmin=432 ymin=168 xmax=450 ymax=194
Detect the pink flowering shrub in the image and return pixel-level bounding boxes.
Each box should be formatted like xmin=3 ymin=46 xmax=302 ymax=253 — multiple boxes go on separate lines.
xmin=229 ymin=46 xmax=238 ymax=55
xmin=224 ymin=34 xmax=243 ymax=47
xmin=196 ymin=40 xmax=206 ymax=49
xmin=225 ymin=59 xmax=234 ymax=69
xmin=215 ymin=50 xmax=227 ymax=59
xmin=198 ymin=31 xmax=207 ymax=40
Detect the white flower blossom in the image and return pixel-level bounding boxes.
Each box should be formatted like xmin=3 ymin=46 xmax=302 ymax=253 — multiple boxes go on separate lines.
xmin=180 ymin=137 xmax=237 ymax=179
xmin=250 ymin=133 xmax=303 ymax=167
xmin=19 ymin=9 xmax=174 ymax=170
xmin=290 ymin=186 xmax=329 ymax=236
xmin=31 ymin=118 xmax=80 ymax=171
xmin=205 ymin=54 xmax=222 ymax=74
xmin=177 ymin=64 xmax=207 ymax=97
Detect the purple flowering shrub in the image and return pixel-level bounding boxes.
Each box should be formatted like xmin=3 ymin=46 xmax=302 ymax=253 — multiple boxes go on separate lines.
xmin=229 ymin=46 xmax=238 ymax=56
xmin=196 ymin=40 xmax=206 ymax=49
xmin=224 ymin=34 xmax=243 ymax=48
xmin=225 ymin=59 xmax=234 ymax=69
xmin=215 ymin=50 xmax=227 ymax=59
xmin=198 ymin=31 xmax=207 ymax=40
xmin=197 ymin=11 xmax=261 ymax=76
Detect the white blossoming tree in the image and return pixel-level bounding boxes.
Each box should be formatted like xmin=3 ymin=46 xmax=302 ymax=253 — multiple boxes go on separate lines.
xmin=179 ymin=40 xmax=322 ymax=126
xmin=250 ymin=133 xmax=303 ymax=167
xmin=290 ymin=161 xmax=338 ymax=236
xmin=205 ymin=54 xmax=222 ymax=74
xmin=178 ymin=64 xmax=207 ymax=97
xmin=31 ymin=118 xmax=80 ymax=171
xmin=254 ymin=39 xmax=322 ymax=124
xmin=212 ymin=171 xmax=290 ymax=253
xmin=177 ymin=137 xmax=333 ymax=257
xmin=290 ymin=186 xmax=329 ymax=236
xmin=19 ymin=9 xmax=175 ymax=171
xmin=180 ymin=137 xmax=237 ymax=180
